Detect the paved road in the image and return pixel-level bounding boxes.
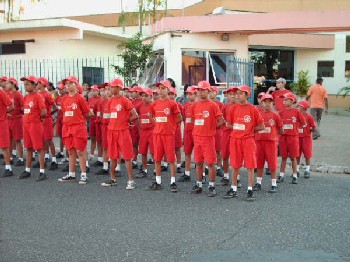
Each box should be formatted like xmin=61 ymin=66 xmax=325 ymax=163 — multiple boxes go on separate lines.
xmin=1 ymin=114 xmax=350 ymax=262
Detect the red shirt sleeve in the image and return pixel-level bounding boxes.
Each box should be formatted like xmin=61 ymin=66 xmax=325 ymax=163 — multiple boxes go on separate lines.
xmin=254 ymin=107 xmax=264 ymax=126
xmin=79 ymin=95 xmax=90 ymax=114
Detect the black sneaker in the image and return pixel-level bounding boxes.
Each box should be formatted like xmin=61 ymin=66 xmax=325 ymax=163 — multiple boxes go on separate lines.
xmin=304 ymin=171 xmax=310 ymax=179
xmin=2 ymin=169 xmax=14 ymax=178
xmin=147 ymin=182 xmax=162 ymax=190
xmin=277 ymin=176 xmax=284 ymax=183
xmin=208 ymin=186 xmax=217 ymax=197
xmin=219 ymin=177 xmax=229 ymax=186
xmin=216 ymin=168 xmax=224 ymax=177
xmin=101 ymin=179 xmax=117 ymax=187
xmin=147 ymin=159 xmax=154 ymax=165
xmin=161 ymin=165 xmax=168 ymax=172
xmin=135 ymin=170 xmax=148 ymax=178
xmin=178 ymin=173 xmax=191 ymax=182
xmin=180 ymin=161 xmax=185 ymax=168
xmin=176 ymin=166 xmax=182 ymax=173
xmin=268 ymin=186 xmax=278 ymax=193
xmin=95 ymin=169 xmax=109 ymax=175
xmin=86 ymin=166 xmax=90 ymax=173
xmin=202 ymin=176 xmax=208 ymax=184
xmin=132 ymin=161 xmax=138 ymax=169
xmin=18 ymin=171 xmax=31 ymax=179
xmin=55 ymin=152 xmax=64 ymax=158
xmin=237 ymin=179 xmax=242 ymax=188
xmin=170 ymin=183 xmax=178 ymax=193
xmin=61 ymin=164 xmax=69 ymax=172
xmin=190 ymin=184 xmax=203 ymax=194
xmin=265 ymin=168 xmax=271 ymax=176
xmin=58 ymin=174 xmax=75 ymax=182
xmin=292 ymin=176 xmax=298 ymax=184
xmin=223 ymin=188 xmax=238 ymax=199
xmin=14 ymin=159 xmax=25 ymax=166
xmin=253 ymin=183 xmax=262 ymax=191
xmin=92 ymin=160 xmax=103 ymax=167
xmin=36 ymin=173 xmax=47 ymax=181
xmin=49 ymin=162 xmax=58 ymax=171
xmin=297 ymin=171 xmax=300 ymax=177
xmin=247 ymin=190 xmax=255 ymax=201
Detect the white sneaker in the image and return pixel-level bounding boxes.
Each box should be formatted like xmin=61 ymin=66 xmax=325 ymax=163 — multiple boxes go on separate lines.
xmin=79 ymin=175 xmax=88 ymax=185
xmin=58 ymin=174 xmax=75 ymax=182
xmin=126 ymin=180 xmax=136 ymax=190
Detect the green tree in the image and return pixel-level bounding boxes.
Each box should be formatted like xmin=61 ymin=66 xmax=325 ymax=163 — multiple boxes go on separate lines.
xmin=337 ymin=75 xmax=350 ymax=97
xmin=113 ymin=33 xmax=154 ymax=86
xmin=290 ymin=70 xmax=312 ymax=96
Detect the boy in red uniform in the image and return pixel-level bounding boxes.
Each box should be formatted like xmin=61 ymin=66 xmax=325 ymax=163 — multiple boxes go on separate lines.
xmin=19 ymin=75 xmax=47 ymax=181
xmin=101 ymin=78 xmax=138 ymax=189
xmin=0 ymin=88 xmax=14 ymax=177
xmin=135 ymin=87 xmax=155 ymax=178
xmin=55 ymin=84 xmax=66 ymax=159
xmin=178 ymin=86 xmax=196 ymax=182
xmin=297 ymin=100 xmax=316 ymax=178
xmin=36 ymin=77 xmax=58 ymax=170
xmin=5 ymin=78 xmax=25 ymax=166
xmin=224 ymin=85 xmax=265 ymax=201
xmin=58 ymin=76 xmax=90 ymax=185
xmin=88 ymin=85 xmax=102 ymax=165
xmin=267 ymin=78 xmax=293 ymax=112
xmin=190 ymin=81 xmax=224 ymax=197
xmin=93 ymin=85 xmax=104 ymax=167
xmin=253 ymin=94 xmax=283 ymax=193
xmin=277 ymin=93 xmax=306 ymax=184
xmin=147 ymin=80 xmax=182 ymax=192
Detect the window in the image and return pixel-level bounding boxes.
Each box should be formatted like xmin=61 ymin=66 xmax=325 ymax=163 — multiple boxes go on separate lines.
xmin=317 ymin=61 xmax=334 ymax=77
xmin=346 ymin=61 xmax=350 ymax=77
xmin=139 ymin=54 xmax=164 ymax=86
xmin=0 ymin=43 xmax=26 ymax=55
xmin=346 ymin=36 xmax=350 ymax=53
xmin=209 ymin=52 xmax=236 ymax=84
xmin=82 ymin=67 xmax=104 ymax=85
xmin=182 ymin=51 xmax=206 ymax=86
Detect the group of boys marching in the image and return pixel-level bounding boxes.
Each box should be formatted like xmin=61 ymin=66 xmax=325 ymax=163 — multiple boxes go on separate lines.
xmin=0 ymin=75 xmax=316 ymax=201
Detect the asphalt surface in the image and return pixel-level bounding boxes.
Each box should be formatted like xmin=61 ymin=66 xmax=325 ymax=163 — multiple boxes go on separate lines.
xmin=1 ymin=114 xmax=350 ymax=262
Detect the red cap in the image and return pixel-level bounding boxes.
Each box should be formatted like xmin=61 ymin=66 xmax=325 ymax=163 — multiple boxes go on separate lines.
xmin=77 ymin=84 xmax=83 ymax=94
xmin=108 ymin=78 xmax=124 ymax=88
xmin=90 ymin=85 xmax=99 ymax=91
xmin=236 ymin=85 xmax=252 ymax=97
xmin=257 ymin=92 xmax=266 ymax=98
xmin=0 ymin=76 xmax=8 ymax=82
xmin=8 ymin=77 xmax=18 ymax=86
xmin=224 ymin=86 xmax=237 ymax=94
xmin=261 ymin=94 xmax=274 ymax=101
xmin=20 ymin=75 xmax=37 ymax=84
xmin=185 ymin=86 xmax=197 ymax=94
xmin=153 ymin=89 xmax=160 ymax=94
xmin=156 ymin=80 xmax=172 ymax=89
xmin=140 ymin=87 xmax=153 ymax=96
xmin=211 ymin=86 xmax=219 ymax=93
xmin=62 ymin=76 xmax=79 ymax=85
xmin=298 ymin=100 xmax=309 ymax=109
xmin=122 ymin=86 xmax=131 ymax=91
xmin=282 ymin=92 xmax=297 ymax=103
xmin=57 ymin=84 xmax=65 ymax=90
xmin=37 ymin=77 xmax=49 ymax=87
xmin=168 ymin=87 xmax=177 ymax=95
xmin=99 ymin=83 xmax=108 ymax=89
xmin=196 ymin=80 xmax=211 ymax=90
xmin=131 ymin=86 xmax=144 ymax=93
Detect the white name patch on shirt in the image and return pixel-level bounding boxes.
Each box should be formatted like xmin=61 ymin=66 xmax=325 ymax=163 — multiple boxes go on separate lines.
xmin=24 ymin=108 xmax=31 ymax=114
xmin=156 ymin=117 xmax=167 ymax=123
xmin=233 ymin=123 xmax=245 ymax=130
xmin=259 ymin=127 xmax=271 ymax=134
xmin=194 ymin=119 xmax=204 ymax=125
xmin=283 ymin=124 xmax=293 ymax=130
xmin=141 ymin=119 xmax=150 ymax=124
xmin=110 ymin=112 xmax=118 ymax=118
xmin=65 ymin=111 xmax=74 ymax=117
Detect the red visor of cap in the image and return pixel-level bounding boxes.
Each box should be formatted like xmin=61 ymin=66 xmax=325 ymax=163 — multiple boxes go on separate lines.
xmin=153 ymin=89 xmax=160 ymax=94
xmin=140 ymin=87 xmax=153 ymax=96
xmin=298 ymin=100 xmax=309 ymax=109
xmin=0 ymin=76 xmax=8 ymax=82
xmin=20 ymin=75 xmax=37 ymax=84
xmin=168 ymin=87 xmax=177 ymax=95
xmin=77 ymin=84 xmax=83 ymax=94
xmin=108 ymin=78 xmax=124 ymax=88
xmin=283 ymin=92 xmax=297 ymax=103
xmin=196 ymin=80 xmax=211 ymax=90
xmin=90 ymin=85 xmax=99 ymax=91
xmin=62 ymin=76 xmax=79 ymax=85
xmin=224 ymin=86 xmax=238 ymax=94
xmin=8 ymin=77 xmax=18 ymax=86
xmin=131 ymin=86 xmax=144 ymax=93
xmin=37 ymin=77 xmax=49 ymax=87
xmin=261 ymin=94 xmax=274 ymax=101
xmin=237 ymin=85 xmax=251 ymax=97
xmin=57 ymin=84 xmax=65 ymax=90
xmin=258 ymin=92 xmax=266 ymax=98
xmin=99 ymin=83 xmax=108 ymax=89
xmin=185 ymin=86 xmax=197 ymax=93
xmin=211 ymin=86 xmax=219 ymax=93
xmin=156 ymin=80 xmax=172 ymax=89
xmin=122 ymin=86 xmax=130 ymax=91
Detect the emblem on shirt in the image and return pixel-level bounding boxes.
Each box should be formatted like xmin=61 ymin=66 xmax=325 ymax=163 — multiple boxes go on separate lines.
xmin=71 ymin=103 xmax=77 ymax=110
xmin=202 ymin=111 xmax=209 ymax=118
xmin=164 ymin=108 xmax=170 ymax=115
xmin=28 ymin=101 xmax=34 ymax=108
xmin=244 ymin=115 xmax=251 ymax=123
xmin=292 ymin=117 xmax=296 ymax=123
xmin=116 ymin=104 xmax=122 ymax=111
xmin=269 ymin=119 xmax=275 ymax=126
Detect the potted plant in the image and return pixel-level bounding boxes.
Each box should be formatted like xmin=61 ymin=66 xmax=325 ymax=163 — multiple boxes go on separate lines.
xmin=290 ymin=70 xmax=312 ymax=100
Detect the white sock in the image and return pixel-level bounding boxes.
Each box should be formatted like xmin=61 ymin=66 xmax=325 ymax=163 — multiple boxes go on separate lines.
xmin=257 ymin=177 xmax=262 ymax=184
xmin=156 ymin=176 xmax=161 ymax=184
xmin=5 ymin=165 xmax=12 ymax=171
xmin=209 ymin=182 xmax=215 ymax=187
xmin=264 ymin=161 xmax=268 ymax=168
xmin=237 ymin=175 xmax=241 ymax=181
xmin=202 ymin=172 xmax=206 ymax=177
xmin=40 ymin=169 xmax=45 ymax=173
xmin=86 ymin=161 xmax=90 ymax=167
xmin=171 ymin=177 xmax=176 ymax=184
xmin=89 ymin=154 xmax=94 ymax=159
xmin=12 ymin=150 xmax=16 ymax=155
xmin=103 ymin=162 xmax=108 ymax=170
xmin=177 ymin=163 xmax=181 ymax=168
xmin=98 ymin=157 xmax=103 ymax=162
xmin=162 ymin=162 xmax=168 ymax=167
xmin=45 ymin=153 xmax=49 ymax=159
xmin=52 ymin=157 xmax=57 ymax=163
xmin=231 ymin=185 xmax=237 ymax=191
xmin=185 ymin=171 xmax=190 ymax=176
xmin=224 ymin=173 xmax=229 ymax=179
xmin=115 ymin=164 xmax=121 ymax=171
xmin=306 ymin=165 xmax=310 ymax=172
xmin=133 ymin=160 xmax=137 ymax=164
xmin=32 ymin=152 xmax=35 ymax=158
xmin=292 ymin=173 xmax=297 ymax=178
xmin=25 ymin=167 xmax=30 ymax=173
xmin=216 ymin=166 xmax=220 ymax=170
xmin=197 ymin=181 xmax=203 ymax=187
xmin=272 ymin=179 xmax=277 ymax=187
xmin=69 ymin=172 xmax=75 ymax=177
xmin=143 ymin=169 xmax=148 ymax=173
xmin=247 ymin=186 xmax=253 ymax=191
xmin=81 ymin=172 xmax=87 ymax=178
xmin=279 ymin=172 xmax=284 ymax=177
xmin=19 ymin=158 xmax=23 ymax=161
xmin=297 ymin=165 xmax=300 ymax=172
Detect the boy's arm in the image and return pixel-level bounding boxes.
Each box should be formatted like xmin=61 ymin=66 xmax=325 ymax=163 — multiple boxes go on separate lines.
xmin=129 ymin=108 xmax=139 ymax=123
xmin=176 ymin=113 xmax=182 ymax=124
xmin=254 ymin=123 xmax=265 ymax=132
xmin=216 ymin=116 xmax=224 ymax=128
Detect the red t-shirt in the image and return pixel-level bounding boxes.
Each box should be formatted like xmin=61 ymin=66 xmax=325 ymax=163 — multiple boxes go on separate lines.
xmin=183 ymin=101 xmax=194 ymax=132
xmin=95 ymin=98 xmax=104 ymax=124
xmin=23 ymin=92 xmax=46 ymax=123
xmin=62 ymin=94 xmax=89 ymax=126
xmin=222 ymin=102 xmax=236 ymax=132
xmin=227 ymin=103 xmax=264 ymax=139
xmin=278 ymin=107 xmax=306 ymax=136
xmin=150 ymin=98 xmax=180 ymax=135
xmin=299 ymin=112 xmax=316 ymax=137
xmin=138 ymin=102 xmax=155 ymax=130
xmin=88 ymin=96 xmax=102 ymax=120
xmin=7 ymin=91 xmax=24 ymax=119
xmin=272 ymin=89 xmax=293 ymax=111
xmin=55 ymin=95 xmax=65 ymax=119
xmin=0 ymin=89 xmax=12 ymax=121
xmin=191 ymin=100 xmax=223 ymax=137
xmin=100 ymin=98 xmax=110 ymax=125
xmin=255 ymin=110 xmax=282 ymax=141
xmin=107 ymin=95 xmax=133 ymax=131
xmin=132 ymin=98 xmax=143 ymax=114
xmin=38 ymin=91 xmax=54 ymax=117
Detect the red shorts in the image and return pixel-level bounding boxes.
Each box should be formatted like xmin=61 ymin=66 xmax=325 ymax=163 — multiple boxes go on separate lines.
xmin=23 ymin=122 xmax=44 ymax=150
xmin=153 ymin=134 xmax=176 ymax=162
xmin=8 ymin=117 xmax=23 ymax=140
xmin=107 ymin=129 xmax=134 ymax=160
xmin=193 ymin=136 xmax=216 ymax=165
xmin=130 ymin=125 xmax=140 ymax=144
xmin=56 ymin=118 xmax=63 ymax=137
xmin=101 ymin=124 xmax=109 ymax=150
xmin=175 ymin=125 xmax=182 ymax=148
xmin=96 ymin=122 xmax=102 ymax=143
xmin=279 ymin=135 xmax=299 ymax=158
xmin=62 ymin=124 xmax=88 ymax=151
xmin=299 ymin=136 xmax=313 ymax=158
xmin=256 ymin=140 xmax=278 ymax=170
xmin=214 ymin=128 xmax=222 ymax=152
xmin=221 ymin=130 xmax=231 ymax=158
xmin=89 ymin=118 xmax=96 ymax=137
xmin=183 ymin=130 xmax=194 ymax=154
xmin=42 ymin=117 xmax=54 ymax=141
xmin=0 ymin=119 xmax=10 ymax=148
xmin=230 ymin=137 xmax=257 ymax=169
xmin=139 ymin=128 xmax=154 ymax=155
